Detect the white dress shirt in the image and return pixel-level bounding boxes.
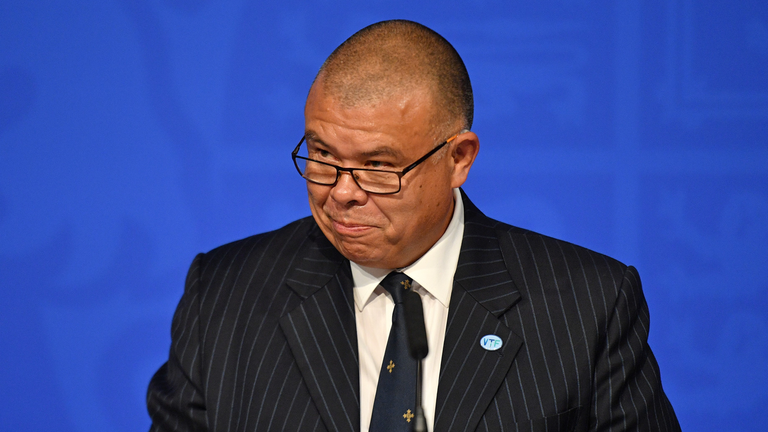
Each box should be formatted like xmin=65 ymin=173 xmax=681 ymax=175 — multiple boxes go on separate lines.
xmin=352 ymin=188 xmax=465 ymax=432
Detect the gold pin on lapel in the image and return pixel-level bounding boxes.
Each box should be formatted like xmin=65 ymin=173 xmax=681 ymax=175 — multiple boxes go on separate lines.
xmin=403 ymin=409 xmax=414 ymax=423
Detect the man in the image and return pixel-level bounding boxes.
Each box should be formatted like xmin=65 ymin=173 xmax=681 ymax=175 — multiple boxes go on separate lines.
xmin=147 ymin=20 xmax=680 ymax=431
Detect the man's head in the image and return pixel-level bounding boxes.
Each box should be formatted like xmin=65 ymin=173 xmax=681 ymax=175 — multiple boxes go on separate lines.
xmin=317 ymin=19 xmax=474 ymax=135
xmin=302 ymin=20 xmax=479 ymax=269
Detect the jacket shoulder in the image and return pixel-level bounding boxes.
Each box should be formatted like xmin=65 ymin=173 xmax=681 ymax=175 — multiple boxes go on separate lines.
xmin=464 ymin=197 xmax=626 ymax=275
xmin=497 ymin=221 xmax=627 ymax=276
xmin=461 ymin=191 xmax=629 ymax=290
xmin=199 ymin=216 xmax=319 ymax=269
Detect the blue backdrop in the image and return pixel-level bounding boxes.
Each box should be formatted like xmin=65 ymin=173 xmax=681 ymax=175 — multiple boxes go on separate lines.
xmin=1 ymin=1 xmax=767 ymax=431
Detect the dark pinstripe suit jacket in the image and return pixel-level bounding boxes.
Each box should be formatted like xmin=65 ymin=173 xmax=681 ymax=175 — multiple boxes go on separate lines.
xmin=147 ymin=193 xmax=680 ymax=431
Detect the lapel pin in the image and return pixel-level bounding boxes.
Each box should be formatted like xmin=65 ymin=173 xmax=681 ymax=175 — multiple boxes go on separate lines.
xmin=480 ymin=334 xmax=503 ymax=351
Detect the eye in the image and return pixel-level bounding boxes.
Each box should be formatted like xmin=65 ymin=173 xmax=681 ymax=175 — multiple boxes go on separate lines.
xmin=310 ymin=148 xmax=336 ymax=162
xmin=366 ymin=160 xmax=393 ymax=169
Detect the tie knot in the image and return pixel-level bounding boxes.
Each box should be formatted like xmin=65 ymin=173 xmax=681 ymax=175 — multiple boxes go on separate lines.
xmin=380 ymin=272 xmax=413 ymax=304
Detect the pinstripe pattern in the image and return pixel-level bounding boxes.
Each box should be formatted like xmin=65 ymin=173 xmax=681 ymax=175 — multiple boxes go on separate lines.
xmin=148 ymin=218 xmax=353 ymax=432
xmin=147 ymin=192 xmax=679 ymax=431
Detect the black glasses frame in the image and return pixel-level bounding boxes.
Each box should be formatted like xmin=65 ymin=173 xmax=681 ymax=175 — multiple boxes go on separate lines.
xmin=291 ymin=134 xmax=459 ymax=195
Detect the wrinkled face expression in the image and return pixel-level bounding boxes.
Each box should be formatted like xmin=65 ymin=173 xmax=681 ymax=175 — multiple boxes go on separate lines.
xmin=303 ymin=81 xmax=457 ymax=269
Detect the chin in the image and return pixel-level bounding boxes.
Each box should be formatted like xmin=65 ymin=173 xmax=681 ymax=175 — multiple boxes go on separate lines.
xmin=336 ymin=243 xmax=384 ymax=266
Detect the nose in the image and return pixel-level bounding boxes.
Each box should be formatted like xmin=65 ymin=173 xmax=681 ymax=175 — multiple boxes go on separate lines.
xmin=329 ymin=170 xmax=368 ymax=206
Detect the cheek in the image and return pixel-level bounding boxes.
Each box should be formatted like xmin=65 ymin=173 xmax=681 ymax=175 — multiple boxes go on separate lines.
xmin=412 ymin=172 xmax=447 ymax=208
xmin=407 ymin=175 xmax=452 ymax=223
xmin=307 ymin=184 xmax=328 ymax=204
xmin=389 ymin=191 xmax=435 ymax=230
xmin=306 ymin=186 xmax=330 ymax=218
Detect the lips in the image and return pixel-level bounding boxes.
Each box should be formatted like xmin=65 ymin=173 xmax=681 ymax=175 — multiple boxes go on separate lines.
xmin=331 ymin=219 xmax=375 ymax=236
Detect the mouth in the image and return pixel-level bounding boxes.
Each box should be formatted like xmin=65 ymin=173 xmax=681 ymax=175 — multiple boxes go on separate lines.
xmin=330 ymin=218 xmax=376 ymax=236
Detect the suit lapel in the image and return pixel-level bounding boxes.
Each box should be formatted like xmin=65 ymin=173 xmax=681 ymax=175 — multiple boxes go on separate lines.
xmin=434 ymin=193 xmax=525 ymax=431
xmin=279 ymin=227 xmax=360 ymax=432
xmin=276 ymin=194 xmax=525 ymax=432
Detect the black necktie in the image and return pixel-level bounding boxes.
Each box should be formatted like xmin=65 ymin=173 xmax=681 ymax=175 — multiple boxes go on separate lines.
xmin=369 ymin=272 xmax=418 ymax=431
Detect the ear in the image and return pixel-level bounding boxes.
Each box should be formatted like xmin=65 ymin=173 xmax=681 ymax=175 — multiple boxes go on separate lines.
xmin=449 ymin=131 xmax=480 ymax=188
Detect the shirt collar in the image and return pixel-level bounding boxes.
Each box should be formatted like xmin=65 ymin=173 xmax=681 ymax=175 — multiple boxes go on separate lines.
xmin=351 ymin=188 xmax=465 ymax=311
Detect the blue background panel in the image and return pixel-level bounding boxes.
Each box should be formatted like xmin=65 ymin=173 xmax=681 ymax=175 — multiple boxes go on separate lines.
xmin=1 ymin=1 xmax=766 ymax=431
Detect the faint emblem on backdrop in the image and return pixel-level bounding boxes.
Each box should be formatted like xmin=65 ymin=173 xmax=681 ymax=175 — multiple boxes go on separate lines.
xmin=659 ymin=0 xmax=768 ymax=122
xmin=654 ymin=186 xmax=768 ymax=414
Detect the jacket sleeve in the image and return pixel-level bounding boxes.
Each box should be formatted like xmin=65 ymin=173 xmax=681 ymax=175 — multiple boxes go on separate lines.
xmin=591 ymin=265 xmax=681 ymax=431
xmin=147 ymin=253 xmax=208 ymax=432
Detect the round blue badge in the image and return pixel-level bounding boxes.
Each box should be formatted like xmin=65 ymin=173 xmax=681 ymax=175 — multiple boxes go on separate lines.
xmin=480 ymin=334 xmax=503 ymax=351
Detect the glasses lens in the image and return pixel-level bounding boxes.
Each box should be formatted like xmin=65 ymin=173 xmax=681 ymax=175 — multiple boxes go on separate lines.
xmin=355 ymin=170 xmax=400 ymax=194
xmin=297 ymin=159 xmax=338 ymax=185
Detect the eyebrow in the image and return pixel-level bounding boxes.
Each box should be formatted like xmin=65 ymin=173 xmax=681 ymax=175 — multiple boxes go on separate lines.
xmin=304 ymin=131 xmax=326 ymax=146
xmin=360 ymin=147 xmax=402 ymax=159
xmin=304 ymin=131 xmax=404 ymax=160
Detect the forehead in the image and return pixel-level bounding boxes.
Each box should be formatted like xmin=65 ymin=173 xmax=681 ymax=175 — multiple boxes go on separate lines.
xmin=304 ymin=81 xmax=438 ymax=155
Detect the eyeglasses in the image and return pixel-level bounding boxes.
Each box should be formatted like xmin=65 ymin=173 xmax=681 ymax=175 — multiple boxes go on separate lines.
xmin=291 ymin=134 xmax=459 ymax=194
